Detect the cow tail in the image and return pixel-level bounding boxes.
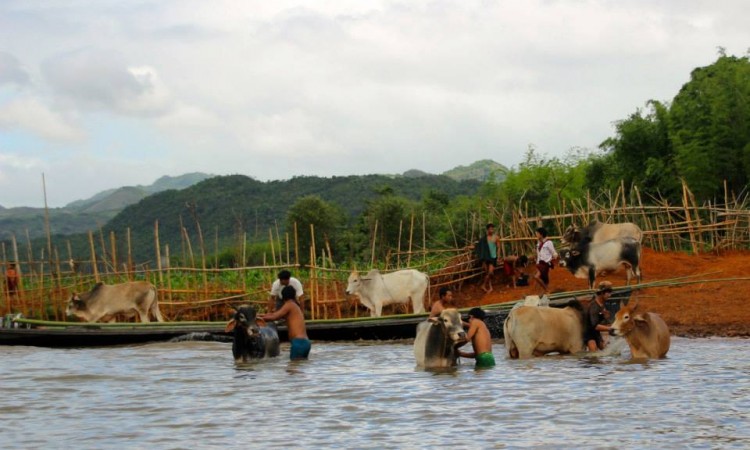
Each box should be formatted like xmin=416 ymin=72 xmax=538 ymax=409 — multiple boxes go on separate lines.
xmin=151 ymin=285 xmax=165 ymax=322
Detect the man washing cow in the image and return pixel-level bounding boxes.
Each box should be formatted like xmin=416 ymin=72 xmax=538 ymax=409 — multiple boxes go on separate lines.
xmin=261 ymin=285 xmax=311 ymax=360
xmin=584 ymin=281 xmax=614 ymax=352
xmin=458 ymin=308 xmax=495 ymax=368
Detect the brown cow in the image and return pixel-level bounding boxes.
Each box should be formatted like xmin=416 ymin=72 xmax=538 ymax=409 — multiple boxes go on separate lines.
xmin=504 ymin=301 xmax=586 ymax=359
xmin=609 ymin=299 xmax=670 ymax=359
xmin=66 ymin=281 xmax=164 ymax=323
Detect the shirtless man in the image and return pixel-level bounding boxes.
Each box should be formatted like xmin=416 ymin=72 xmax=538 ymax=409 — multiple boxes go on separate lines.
xmin=261 ymin=285 xmax=311 ymax=360
xmin=429 ymin=287 xmax=454 ymax=318
xmin=458 ymin=307 xmax=495 ymax=367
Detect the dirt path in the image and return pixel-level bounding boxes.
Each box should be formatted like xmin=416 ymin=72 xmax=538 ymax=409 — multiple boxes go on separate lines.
xmin=450 ymin=248 xmax=750 ymax=337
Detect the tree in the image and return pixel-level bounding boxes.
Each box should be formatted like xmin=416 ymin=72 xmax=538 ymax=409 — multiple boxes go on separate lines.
xmin=285 ymin=195 xmax=346 ymax=264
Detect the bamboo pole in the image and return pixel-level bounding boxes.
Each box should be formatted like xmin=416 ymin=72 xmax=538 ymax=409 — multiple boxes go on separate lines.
xmin=407 ymin=213 xmax=414 ymax=266
xmin=88 ymin=231 xmax=99 ymax=283
xmin=422 ymin=211 xmax=426 ymax=266
xmin=11 ymin=234 xmax=23 ymax=313
xmin=269 ymin=228 xmax=277 ymax=266
xmin=166 ymin=244 xmax=172 ymax=318
xmin=294 ymin=222 xmax=299 ymax=267
xmin=42 ymin=173 xmax=53 ymax=276
xmin=154 ymin=220 xmax=163 ymax=285
xmin=397 ymin=219 xmax=403 ymax=269
xmin=127 ymin=228 xmax=133 ymax=280
xmin=370 ymin=219 xmax=378 ymax=267
xmin=110 ymin=231 xmax=118 ymax=276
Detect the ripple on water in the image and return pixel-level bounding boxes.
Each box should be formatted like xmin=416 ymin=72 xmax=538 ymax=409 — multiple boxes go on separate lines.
xmin=0 ymin=338 xmax=748 ymax=448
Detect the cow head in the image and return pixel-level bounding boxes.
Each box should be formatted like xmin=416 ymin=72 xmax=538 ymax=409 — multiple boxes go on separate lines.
xmin=225 ymin=305 xmax=264 ymax=337
xmin=65 ymin=293 xmax=88 ymax=318
xmin=558 ymin=248 xmax=582 ymax=269
xmin=428 ymin=308 xmax=467 ymax=344
xmin=609 ymin=299 xmax=647 ymax=337
xmin=562 ymin=224 xmax=581 ymax=246
xmin=345 ymin=270 xmax=361 ymax=295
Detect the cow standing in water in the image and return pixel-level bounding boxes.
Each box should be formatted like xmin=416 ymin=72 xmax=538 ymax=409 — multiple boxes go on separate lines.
xmin=413 ymin=308 xmax=467 ymax=368
xmin=609 ymin=300 xmax=670 ymax=360
xmin=504 ymin=300 xmax=587 ymax=359
xmin=225 ymin=305 xmax=280 ymax=363
xmin=66 ymin=281 xmax=164 ymax=323
xmin=346 ymin=269 xmax=429 ymax=317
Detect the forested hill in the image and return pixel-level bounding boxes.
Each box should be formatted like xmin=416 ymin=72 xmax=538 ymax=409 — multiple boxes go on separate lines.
xmin=83 ymin=173 xmax=480 ymax=261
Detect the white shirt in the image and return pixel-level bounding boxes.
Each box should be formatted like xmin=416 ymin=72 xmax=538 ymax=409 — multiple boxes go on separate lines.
xmin=537 ymin=239 xmax=558 ymax=264
xmin=270 ymin=277 xmax=304 ymax=299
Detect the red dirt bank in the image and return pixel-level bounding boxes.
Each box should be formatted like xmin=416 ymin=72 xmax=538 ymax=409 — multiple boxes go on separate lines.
xmin=453 ymin=248 xmax=750 ymax=337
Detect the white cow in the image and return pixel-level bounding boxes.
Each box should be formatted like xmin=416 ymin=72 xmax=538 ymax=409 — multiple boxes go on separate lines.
xmin=345 ymin=269 xmax=429 ymax=317
xmin=66 ymin=281 xmax=164 ymax=323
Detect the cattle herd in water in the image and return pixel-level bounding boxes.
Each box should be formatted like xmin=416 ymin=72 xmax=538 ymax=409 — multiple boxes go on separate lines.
xmin=63 ymin=220 xmax=670 ymax=366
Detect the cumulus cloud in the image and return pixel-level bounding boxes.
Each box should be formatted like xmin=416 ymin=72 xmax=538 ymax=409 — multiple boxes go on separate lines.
xmin=0 ymin=52 xmax=30 ymax=86
xmin=41 ymin=48 xmax=173 ymax=116
xmin=0 ymin=97 xmax=84 ymax=142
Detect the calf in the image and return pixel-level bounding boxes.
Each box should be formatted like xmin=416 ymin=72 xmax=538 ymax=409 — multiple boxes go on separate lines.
xmin=225 ymin=305 xmax=281 ymax=363
xmin=609 ymin=300 xmax=670 ymax=359
xmin=559 ymin=238 xmax=642 ymax=289
xmin=504 ymin=301 xmax=586 ymax=359
xmin=413 ymin=308 xmax=467 ymax=368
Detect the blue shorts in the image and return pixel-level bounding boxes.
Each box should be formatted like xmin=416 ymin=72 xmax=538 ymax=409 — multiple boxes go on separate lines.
xmin=290 ymin=338 xmax=311 ymax=360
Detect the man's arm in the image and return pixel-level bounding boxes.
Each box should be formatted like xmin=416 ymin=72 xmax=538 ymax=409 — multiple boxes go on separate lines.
xmin=261 ymin=302 xmax=290 ymax=321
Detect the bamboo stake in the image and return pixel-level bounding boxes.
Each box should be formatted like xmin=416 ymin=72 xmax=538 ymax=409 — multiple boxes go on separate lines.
xmin=154 ymin=220 xmax=163 ymax=285
xmin=397 ymin=219 xmax=403 ymax=269
xmin=371 ymin=219 xmax=378 ymax=268
xmin=294 ymin=222 xmax=299 ymax=267
xmin=127 ymin=228 xmax=133 ymax=280
xmin=88 ymin=231 xmax=99 ymax=283
xmin=407 ymin=213 xmax=414 ymax=266
xmin=269 ymin=228 xmax=277 ymax=266
xmin=110 ymin=231 xmax=118 ymax=276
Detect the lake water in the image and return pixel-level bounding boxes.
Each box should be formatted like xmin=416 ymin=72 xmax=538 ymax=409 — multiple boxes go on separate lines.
xmin=1 ymin=337 xmax=748 ymax=449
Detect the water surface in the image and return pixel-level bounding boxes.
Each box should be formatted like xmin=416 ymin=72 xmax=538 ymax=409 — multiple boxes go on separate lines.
xmin=1 ymin=338 xmax=748 ymax=449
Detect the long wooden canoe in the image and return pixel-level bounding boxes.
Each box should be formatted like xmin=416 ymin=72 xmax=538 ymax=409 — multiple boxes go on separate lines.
xmin=0 ymin=289 xmax=630 ymax=348
xmin=0 ymin=308 xmax=511 ymax=348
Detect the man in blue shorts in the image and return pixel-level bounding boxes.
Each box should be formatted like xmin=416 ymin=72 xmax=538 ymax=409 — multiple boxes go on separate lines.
xmin=261 ymin=285 xmax=311 ymax=360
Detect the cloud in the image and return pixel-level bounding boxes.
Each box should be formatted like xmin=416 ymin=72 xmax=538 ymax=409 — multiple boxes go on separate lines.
xmin=41 ymin=48 xmax=173 ymax=116
xmin=0 ymin=97 xmax=85 ymax=142
xmin=0 ymin=52 xmax=30 ymax=86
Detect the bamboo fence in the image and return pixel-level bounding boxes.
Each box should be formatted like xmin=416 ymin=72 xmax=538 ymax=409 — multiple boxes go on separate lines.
xmin=3 ymin=181 xmax=750 ymax=322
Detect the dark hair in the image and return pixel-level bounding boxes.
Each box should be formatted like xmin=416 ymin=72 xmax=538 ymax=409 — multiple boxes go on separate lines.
xmin=468 ymin=307 xmax=486 ymax=320
xmin=536 ymin=227 xmax=548 ymax=238
xmin=516 ymin=255 xmax=528 ymax=267
xmin=439 ymin=287 xmax=451 ymax=299
xmin=281 ymin=285 xmax=297 ymax=300
xmin=486 ymin=223 xmax=495 ymax=230
xmin=278 ymin=270 xmax=292 ymax=280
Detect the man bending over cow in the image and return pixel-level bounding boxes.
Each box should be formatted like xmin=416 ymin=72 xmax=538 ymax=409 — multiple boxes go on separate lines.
xmin=584 ymin=281 xmax=613 ymax=351
xmin=261 ymin=285 xmax=311 ymax=360
xmin=534 ymin=227 xmax=558 ymax=294
xmin=269 ymin=270 xmax=304 ymax=312
xmin=458 ymin=308 xmax=495 ymax=368
xmin=429 ymin=287 xmax=454 ymax=318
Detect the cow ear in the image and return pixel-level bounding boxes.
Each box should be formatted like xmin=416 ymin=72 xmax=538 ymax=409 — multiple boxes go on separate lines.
xmin=225 ymin=319 xmax=237 ymax=333
xmin=255 ymin=318 xmax=267 ymax=328
xmin=428 ymin=317 xmax=438 ymax=324
xmin=634 ymin=314 xmax=649 ymax=328
xmin=571 ymin=250 xmax=580 ymax=256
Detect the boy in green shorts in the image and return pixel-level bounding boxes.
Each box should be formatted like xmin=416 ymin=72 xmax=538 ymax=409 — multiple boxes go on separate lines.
xmin=458 ymin=307 xmax=495 ymax=367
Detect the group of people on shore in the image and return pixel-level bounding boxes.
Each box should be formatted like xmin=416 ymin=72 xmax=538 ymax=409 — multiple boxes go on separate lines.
xmin=476 ymin=223 xmax=558 ymax=294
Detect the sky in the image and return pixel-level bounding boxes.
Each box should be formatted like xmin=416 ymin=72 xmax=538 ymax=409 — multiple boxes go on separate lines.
xmin=0 ymin=1 xmax=748 ymax=208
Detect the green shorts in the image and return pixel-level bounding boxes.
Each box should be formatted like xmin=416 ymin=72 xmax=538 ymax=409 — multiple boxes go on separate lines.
xmin=475 ymin=352 xmax=496 ymax=367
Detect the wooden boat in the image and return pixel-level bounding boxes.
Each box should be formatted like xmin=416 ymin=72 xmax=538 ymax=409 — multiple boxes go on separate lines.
xmin=0 ymin=308 xmax=511 ymax=348
xmin=0 ymin=289 xmax=630 ymax=348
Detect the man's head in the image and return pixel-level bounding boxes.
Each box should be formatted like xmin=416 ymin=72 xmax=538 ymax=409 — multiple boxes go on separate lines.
xmin=486 ymin=223 xmax=495 ymax=234
xmin=278 ymin=270 xmax=292 ymax=285
xmin=596 ymin=281 xmax=613 ymax=296
xmin=536 ymin=227 xmax=548 ymax=238
xmin=438 ymin=287 xmax=453 ymax=301
xmin=468 ymin=307 xmax=486 ymax=321
xmin=281 ymin=285 xmax=296 ymax=301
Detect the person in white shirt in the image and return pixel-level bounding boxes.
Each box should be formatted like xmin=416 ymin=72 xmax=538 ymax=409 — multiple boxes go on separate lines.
xmin=269 ymin=270 xmax=304 ymax=311
xmin=533 ymin=227 xmax=558 ymax=293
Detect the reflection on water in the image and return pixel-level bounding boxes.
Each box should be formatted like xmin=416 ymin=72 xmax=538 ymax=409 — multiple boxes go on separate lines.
xmin=1 ymin=338 xmax=749 ymax=448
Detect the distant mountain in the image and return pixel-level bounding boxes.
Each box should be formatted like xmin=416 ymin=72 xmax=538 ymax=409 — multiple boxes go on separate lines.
xmin=54 ymin=173 xmax=483 ymax=262
xmin=442 ymin=159 xmax=508 ymax=182
xmin=402 ymin=169 xmax=432 ymax=178
xmin=65 ymin=173 xmax=212 ymax=213
xmin=0 ymin=173 xmax=212 ymax=241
